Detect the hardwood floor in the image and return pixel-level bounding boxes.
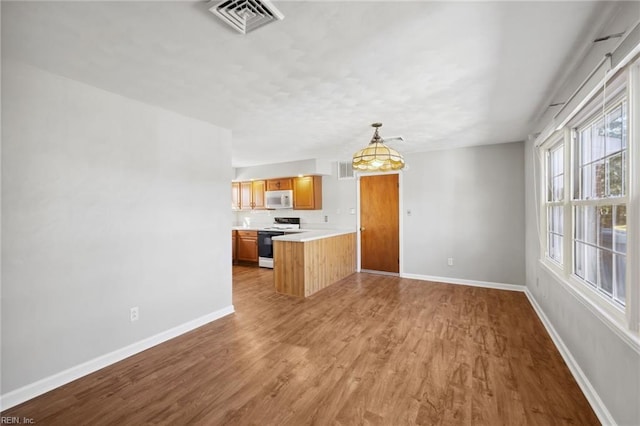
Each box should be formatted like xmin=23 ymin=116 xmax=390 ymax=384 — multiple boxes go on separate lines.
xmin=2 ymin=266 xmax=599 ymax=425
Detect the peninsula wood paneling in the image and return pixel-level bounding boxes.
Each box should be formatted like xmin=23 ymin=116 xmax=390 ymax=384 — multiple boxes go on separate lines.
xmin=1 ymin=267 xmax=598 ymax=425
xmin=274 ymin=233 xmax=356 ymax=297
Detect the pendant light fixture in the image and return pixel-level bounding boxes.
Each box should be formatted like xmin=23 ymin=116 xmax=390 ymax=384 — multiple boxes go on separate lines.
xmin=352 ymin=123 xmax=405 ymax=171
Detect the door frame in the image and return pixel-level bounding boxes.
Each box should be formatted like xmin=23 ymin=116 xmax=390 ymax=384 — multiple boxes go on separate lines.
xmin=356 ymin=170 xmax=404 ymax=275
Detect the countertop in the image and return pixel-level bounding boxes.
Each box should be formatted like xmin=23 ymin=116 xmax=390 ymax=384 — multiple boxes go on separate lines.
xmin=232 ymin=226 xmax=356 ymax=242
xmin=272 ymin=229 xmax=355 ymax=242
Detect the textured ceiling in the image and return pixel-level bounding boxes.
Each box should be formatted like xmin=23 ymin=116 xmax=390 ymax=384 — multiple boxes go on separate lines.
xmin=2 ymin=1 xmax=604 ymax=167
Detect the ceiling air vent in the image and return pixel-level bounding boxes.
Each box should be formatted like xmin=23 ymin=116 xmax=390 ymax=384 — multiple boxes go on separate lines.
xmin=208 ymin=0 xmax=284 ymax=34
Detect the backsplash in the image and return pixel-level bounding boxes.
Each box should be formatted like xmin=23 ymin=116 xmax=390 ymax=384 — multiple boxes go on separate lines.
xmin=234 ymin=209 xmax=337 ymax=230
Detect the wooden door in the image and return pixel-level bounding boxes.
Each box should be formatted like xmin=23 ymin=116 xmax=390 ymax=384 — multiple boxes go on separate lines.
xmin=360 ymin=174 xmax=399 ymax=273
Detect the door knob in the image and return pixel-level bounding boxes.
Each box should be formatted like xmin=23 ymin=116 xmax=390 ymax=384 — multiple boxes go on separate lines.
xmin=360 ymin=226 xmax=365 ymax=231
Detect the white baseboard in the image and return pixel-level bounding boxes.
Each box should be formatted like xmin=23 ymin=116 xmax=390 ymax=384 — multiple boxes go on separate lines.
xmin=0 ymin=305 xmax=235 ymax=412
xmin=401 ymin=273 xmax=525 ymax=292
xmin=524 ymin=290 xmax=616 ymax=426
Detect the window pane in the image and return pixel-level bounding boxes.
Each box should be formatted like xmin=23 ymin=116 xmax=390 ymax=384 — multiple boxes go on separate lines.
xmin=608 ymin=153 xmax=623 ymax=197
xmin=575 ymin=242 xmax=585 ymax=279
xmin=554 ymin=235 xmax=563 ymax=262
xmin=553 ymin=176 xmax=564 ymax=201
xmin=549 ymin=206 xmax=563 ymax=235
xmin=614 ymin=205 xmax=627 ymax=253
xmin=598 ymin=249 xmax=613 ymax=296
xmin=622 ymin=102 xmax=627 ymax=149
xmin=580 ymin=162 xmax=606 ymax=200
xmin=615 ymin=255 xmax=626 ymax=305
xmin=606 ymin=105 xmax=623 ymax=155
xmin=585 ymin=245 xmax=597 ymax=286
xmin=592 ymin=119 xmax=605 ymax=161
xmin=623 ymin=151 xmax=627 ymax=195
xmin=598 ymin=206 xmax=613 ymax=250
xmin=580 ymin=128 xmax=591 ymax=165
xmin=552 ymin=148 xmax=563 ymax=176
xmin=575 ymin=207 xmax=584 ymax=241
xmin=593 ymin=161 xmax=606 ymax=198
xmin=580 ymin=166 xmax=592 ymax=199
xmin=582 ymin=206 xmax=597 ymax=244
xmin=549 ymin=235 xmax=562 ymax=262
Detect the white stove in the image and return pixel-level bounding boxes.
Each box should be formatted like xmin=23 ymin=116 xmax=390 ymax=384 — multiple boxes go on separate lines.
xmin=258 ymin=218 xmax=301 ymax=268
xmin=261 ymin=224 xmax=301 ymax=231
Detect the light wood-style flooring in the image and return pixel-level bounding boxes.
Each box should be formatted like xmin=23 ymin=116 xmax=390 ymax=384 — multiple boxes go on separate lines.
xmin=2 ymin=266 xmax=599 ymax=425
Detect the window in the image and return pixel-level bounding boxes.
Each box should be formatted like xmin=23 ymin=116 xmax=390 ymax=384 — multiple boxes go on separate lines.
xmin=540 ymin=67 xmax=635 ymax=332
xmin=545 ymin=142 xmax=565 ymax=264
xmin=573 ymin=99 xmax=627 ymax=307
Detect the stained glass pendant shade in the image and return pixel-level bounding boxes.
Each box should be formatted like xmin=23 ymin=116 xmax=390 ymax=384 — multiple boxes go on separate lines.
xmin=352 ymin=123 xmax=405 ymax=171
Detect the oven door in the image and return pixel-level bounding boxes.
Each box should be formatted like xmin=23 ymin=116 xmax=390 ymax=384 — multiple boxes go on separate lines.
xmin=258 ymin=231 xmax=284 ymax=268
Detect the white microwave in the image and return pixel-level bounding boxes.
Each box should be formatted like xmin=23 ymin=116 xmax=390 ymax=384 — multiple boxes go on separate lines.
xmin=265 ymin=190 xmax=293 ymax=209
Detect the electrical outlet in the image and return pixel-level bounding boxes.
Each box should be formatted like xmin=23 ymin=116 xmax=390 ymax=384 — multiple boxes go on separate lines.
xmin=130 ymin=306 xmax=139 ymax=322
xmin=324 ymin=215 xmax=328 ymax=222
xmin=447 ymin=258 xmax=454 ymax=266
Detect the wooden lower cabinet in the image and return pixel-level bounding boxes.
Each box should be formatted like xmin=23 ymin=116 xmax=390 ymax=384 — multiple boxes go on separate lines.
xmin=274 ymin=233 xmax=356 ymax=297
xmin=236 ymin=230 xmax=258 ymax=263
xmin=232 ymin=230 xmax=237 ymax=263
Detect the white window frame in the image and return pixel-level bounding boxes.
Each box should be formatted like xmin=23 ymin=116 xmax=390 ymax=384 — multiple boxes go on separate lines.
xmin=541 ymin=133 xmax=568 ymax=267
xmin=571 ymin=97 xmax=628 ymax=307
xmin=538 ymin=62 xmax=639 ymax=348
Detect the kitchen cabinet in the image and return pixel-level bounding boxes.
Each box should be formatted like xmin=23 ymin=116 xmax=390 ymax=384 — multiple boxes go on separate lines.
xmin=236 ymin=230 xmax=258 ymax=262
xmin=266 ymin=178 xmax=292 ymax=191
xmin=239 ymin=180 xmax=266 ymax=210
xmin=231 ymin=182 xmax=241 ymax=210
xmin=293 ymin=176 xmax=322 ymax=210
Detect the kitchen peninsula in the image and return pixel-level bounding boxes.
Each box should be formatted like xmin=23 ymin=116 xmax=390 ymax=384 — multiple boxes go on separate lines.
xmin=273 ymin=230 xmax=356 ymax=297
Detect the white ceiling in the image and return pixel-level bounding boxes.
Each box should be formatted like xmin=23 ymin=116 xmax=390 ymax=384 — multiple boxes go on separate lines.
xmin=3 ymin=1 xmax=606 ymax=167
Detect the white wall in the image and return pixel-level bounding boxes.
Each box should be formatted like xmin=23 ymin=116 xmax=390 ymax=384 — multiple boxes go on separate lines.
xmin=403 ymin=142 xmax=525 ymax=286
xmin=1 ymin=61 xmax=233 ymax=396
xmin=235 ymin=159 xmax=332 ymax=180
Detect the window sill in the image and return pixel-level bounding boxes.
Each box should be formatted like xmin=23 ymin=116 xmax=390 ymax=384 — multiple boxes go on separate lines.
xmin=538 ymin=258 xmax=640 ymax=355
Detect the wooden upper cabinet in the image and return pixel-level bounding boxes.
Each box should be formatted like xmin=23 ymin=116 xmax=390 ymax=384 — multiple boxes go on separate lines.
xmin=238 ymin=180 xmax=266 ymax=210
xmin=240 ymin=181 xmax=253 ymax=210
xmin=231 ymin=182 xmax=241 ymax=210
xmin=293 ymin=176 xmax=322 ymax=210
xmin=266 ymin=178 xmax=293 ymax=191
xmin=251 ymin=180 xmax=266 ymax=209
